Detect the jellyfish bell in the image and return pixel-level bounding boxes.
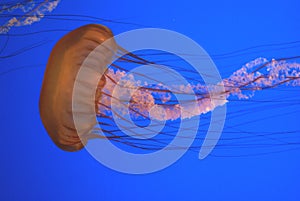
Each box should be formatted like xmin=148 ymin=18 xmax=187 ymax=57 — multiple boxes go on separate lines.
xmin=39 ymin=24 xmax=117 ymax=151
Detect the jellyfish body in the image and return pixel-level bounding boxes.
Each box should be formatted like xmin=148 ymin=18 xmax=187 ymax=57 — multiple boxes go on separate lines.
xmin=39 ymin=24 xmax=116 ymax=151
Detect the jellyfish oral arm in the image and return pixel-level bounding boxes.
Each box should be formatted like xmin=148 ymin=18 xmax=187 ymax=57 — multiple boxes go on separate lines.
xmin=97 ymin=57 xmax=300 ymax=121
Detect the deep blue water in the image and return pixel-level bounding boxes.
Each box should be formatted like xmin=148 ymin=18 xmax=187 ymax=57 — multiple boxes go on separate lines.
xmin=0 ymin=1 xmax=300 ymax=200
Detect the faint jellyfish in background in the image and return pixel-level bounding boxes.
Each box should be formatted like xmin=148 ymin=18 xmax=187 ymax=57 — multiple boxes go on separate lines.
xmin=0 ymin=0 xmax=60 ymax=34
xmin=39 ymin=24 xmax=300 ymax=158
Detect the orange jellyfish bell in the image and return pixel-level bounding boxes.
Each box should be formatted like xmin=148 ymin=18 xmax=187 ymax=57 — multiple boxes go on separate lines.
xmin=39 ymin=24 xmax=117 ymax=151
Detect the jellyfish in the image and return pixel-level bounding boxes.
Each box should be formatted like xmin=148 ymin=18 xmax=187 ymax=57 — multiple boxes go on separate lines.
xmin=1 ymin=1 xmax=300 ymax=157
xmin=38 ymin=24 xmax=300 ymax=157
